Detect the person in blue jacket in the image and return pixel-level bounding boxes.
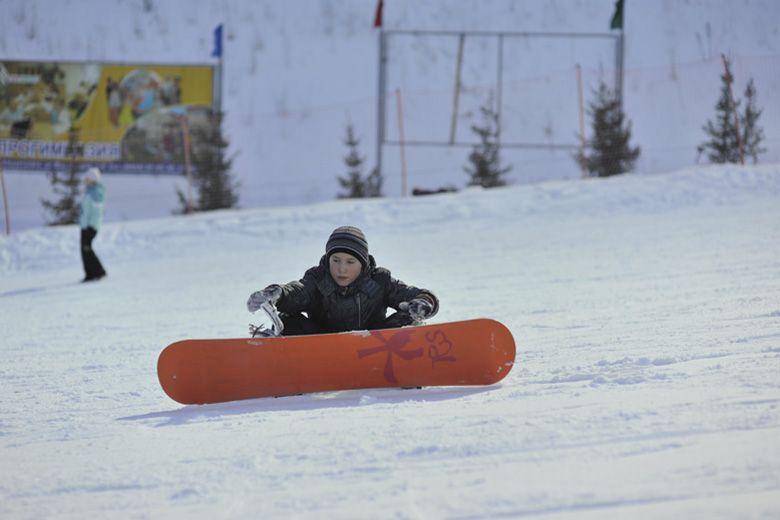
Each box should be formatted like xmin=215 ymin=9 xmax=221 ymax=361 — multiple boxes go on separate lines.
xmin=79 ymin=167 xmax=107 ymax=282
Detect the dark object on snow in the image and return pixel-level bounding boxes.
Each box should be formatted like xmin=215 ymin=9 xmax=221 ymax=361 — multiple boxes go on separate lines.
xmin=412 ymin=186 xmax=458 ymax=196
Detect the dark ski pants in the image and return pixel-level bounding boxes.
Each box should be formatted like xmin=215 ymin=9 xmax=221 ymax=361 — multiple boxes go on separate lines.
xmin=280 ymin=312 xmax=415 ymax=336
xmin=81 ymin=227 xmax=106 ymax=281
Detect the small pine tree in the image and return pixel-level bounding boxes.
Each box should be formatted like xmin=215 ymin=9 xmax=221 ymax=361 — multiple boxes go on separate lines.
xmin=337 ymin=123 xmax=383 ymax=198
xmin=697 ymin=57 xmax=742 ymax=164
xmin=338 ymin=124 xmax=366 ymax=198
xmin=176 ymin=111 xmax=239 ymax=213
xmin=365 ymin=167 xmax=383 ymax=198
xmin=578 ymin=82 xmax=640 ymax=177
xmin=698 ymin=57 xmax=766 ymax=165
xmin=741 ymin=79 xmax=766 ymax=164
xmin=41 ymin=127 xmax=83 ymax=225
xmin=464 ymin=96 xmax=511 ymax=188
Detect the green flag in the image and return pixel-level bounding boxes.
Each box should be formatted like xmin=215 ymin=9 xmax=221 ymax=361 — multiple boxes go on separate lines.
xmin=610 ymin=0 xmax=624 ymax=30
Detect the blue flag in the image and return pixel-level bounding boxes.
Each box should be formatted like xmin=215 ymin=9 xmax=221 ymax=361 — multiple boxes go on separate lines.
xmin=212 ymin=24 xmax=223 ymax=58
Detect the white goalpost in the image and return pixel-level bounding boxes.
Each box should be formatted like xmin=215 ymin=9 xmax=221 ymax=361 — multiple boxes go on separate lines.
xmin=376 ymin=29 xmax=622 ymax=189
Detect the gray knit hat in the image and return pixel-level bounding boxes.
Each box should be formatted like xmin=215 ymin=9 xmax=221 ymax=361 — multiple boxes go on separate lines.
xmin=326 ymin=226 xmax=369 ymax=266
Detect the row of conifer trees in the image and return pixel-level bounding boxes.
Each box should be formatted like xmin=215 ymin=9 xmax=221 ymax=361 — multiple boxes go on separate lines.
xmin=338 ymin=54 xmax=765 ymax=197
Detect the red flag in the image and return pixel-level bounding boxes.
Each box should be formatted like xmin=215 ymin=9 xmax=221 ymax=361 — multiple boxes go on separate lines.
xmin=373 ymin=0 xmax=384 ymax=28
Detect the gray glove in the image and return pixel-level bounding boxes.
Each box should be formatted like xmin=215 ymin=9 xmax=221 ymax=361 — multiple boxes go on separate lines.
xmin=399 ymin=297 xmax=435 ymax=323
xmin=247 ymin=285 xmax=282 ymax=312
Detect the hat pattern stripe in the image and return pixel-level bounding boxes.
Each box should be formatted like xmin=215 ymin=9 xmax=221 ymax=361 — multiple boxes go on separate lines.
xmin=328 ymin=232 xmax=368 ymax=247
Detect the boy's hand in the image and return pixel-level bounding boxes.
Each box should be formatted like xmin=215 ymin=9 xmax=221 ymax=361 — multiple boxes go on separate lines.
xmin=399 ymin=297 xmax=434 ymax=323
xmin=247 ymin=285 xmax=282 ymax=312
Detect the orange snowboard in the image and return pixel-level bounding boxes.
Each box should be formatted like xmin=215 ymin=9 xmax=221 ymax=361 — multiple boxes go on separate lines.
xmin=157 ymin=318 xmax=516 ymax=404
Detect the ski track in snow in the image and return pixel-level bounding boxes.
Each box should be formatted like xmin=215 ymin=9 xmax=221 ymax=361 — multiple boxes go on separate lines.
xmin=1 ymin=165 xmax=780 ymax=518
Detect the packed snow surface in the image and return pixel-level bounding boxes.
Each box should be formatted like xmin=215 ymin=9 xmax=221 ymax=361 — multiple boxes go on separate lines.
xmin=2 ymin=165 xmax=780 ymax=518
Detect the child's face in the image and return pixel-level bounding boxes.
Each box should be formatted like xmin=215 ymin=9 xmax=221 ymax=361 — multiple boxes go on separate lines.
xmin=329 ymin=252 xmax=362 ymax=287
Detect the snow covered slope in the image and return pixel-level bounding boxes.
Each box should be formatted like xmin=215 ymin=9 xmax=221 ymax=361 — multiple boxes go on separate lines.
xmin=1 ymin=165 xmax=779 ymax=518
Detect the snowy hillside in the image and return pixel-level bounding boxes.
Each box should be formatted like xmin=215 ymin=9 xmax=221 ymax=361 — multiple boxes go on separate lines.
xmin=1 ymin=0 xmax=779 ymax=232
xmin=1 ymin=165 xmax=779 ymax=518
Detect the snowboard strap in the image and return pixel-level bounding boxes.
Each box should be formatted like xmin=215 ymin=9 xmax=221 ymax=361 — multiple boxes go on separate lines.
xmin=255 ymin=301 xmax=284 ymax=337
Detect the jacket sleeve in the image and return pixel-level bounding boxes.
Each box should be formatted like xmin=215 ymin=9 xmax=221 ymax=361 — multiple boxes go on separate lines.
xmin=378 ymin=268 xmax=440 ymax=317
xmin=79 ymin=196 xmax=89 ymax=229
xmin=276 ymin=266 xmax=320 ymax=314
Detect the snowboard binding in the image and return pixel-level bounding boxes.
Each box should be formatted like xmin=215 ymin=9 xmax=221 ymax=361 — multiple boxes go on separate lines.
xmin=249 ymin=301 xmax=285 ymax=338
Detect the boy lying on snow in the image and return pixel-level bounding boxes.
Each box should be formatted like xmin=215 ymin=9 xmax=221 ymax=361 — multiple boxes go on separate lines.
xmin=247 ymin=226 xmax=439 ymax=336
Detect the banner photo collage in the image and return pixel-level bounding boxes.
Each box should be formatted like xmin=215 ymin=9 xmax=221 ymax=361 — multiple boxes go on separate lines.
xmin=0 ymin=61 xmax=215 ymax=173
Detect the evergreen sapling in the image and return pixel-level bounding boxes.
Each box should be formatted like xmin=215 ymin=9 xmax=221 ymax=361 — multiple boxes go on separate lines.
xmin=41 ymin=127 xmax=83 ymax=226
xmin=337 ymin=123 xmax=382 ymax=198
xmin=740 ymin=79 xmax=766 ymax=163
xmin=176 ymin=111 xmax=239 ymax=213
xmin=697 ymin=58 xmax=742 ymax=164
xmin=697 ymin=56 xmax=765 ymax=164
xmin=464 ymin=96 xmax=510 ymax=188
xmin=578 ymin=82 xmax=640 ymax=177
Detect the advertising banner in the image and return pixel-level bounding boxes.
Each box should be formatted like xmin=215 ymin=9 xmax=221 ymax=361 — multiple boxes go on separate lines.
xmin=0 ymin=61 xmax=214 ymax=173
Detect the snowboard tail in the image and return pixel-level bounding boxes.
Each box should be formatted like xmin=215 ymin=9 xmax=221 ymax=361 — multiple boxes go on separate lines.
xmin=157 ymin=318 xmax=516 ymax=404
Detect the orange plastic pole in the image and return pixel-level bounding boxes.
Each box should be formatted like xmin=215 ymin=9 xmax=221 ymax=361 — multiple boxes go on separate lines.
xmin=0 ymin=159 xmax=10 ymax=235
xmin=395 ymin=88 xmax=408 ymax=197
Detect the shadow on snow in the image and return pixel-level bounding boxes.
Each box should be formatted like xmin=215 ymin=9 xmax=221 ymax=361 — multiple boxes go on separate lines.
xmin=118 ymin=385 xmax=499 ymax=427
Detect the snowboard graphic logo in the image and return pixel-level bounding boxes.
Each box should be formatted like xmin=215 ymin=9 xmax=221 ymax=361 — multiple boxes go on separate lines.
xmin=358 ymin=329 xmax=457 ymax=383
xmin=425 ymin=330 xmax=457 ymax=367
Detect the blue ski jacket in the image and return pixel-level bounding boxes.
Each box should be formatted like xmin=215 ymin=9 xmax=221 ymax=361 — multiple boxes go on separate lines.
xmin=79 ymin=182 xmax=106 ymax=230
